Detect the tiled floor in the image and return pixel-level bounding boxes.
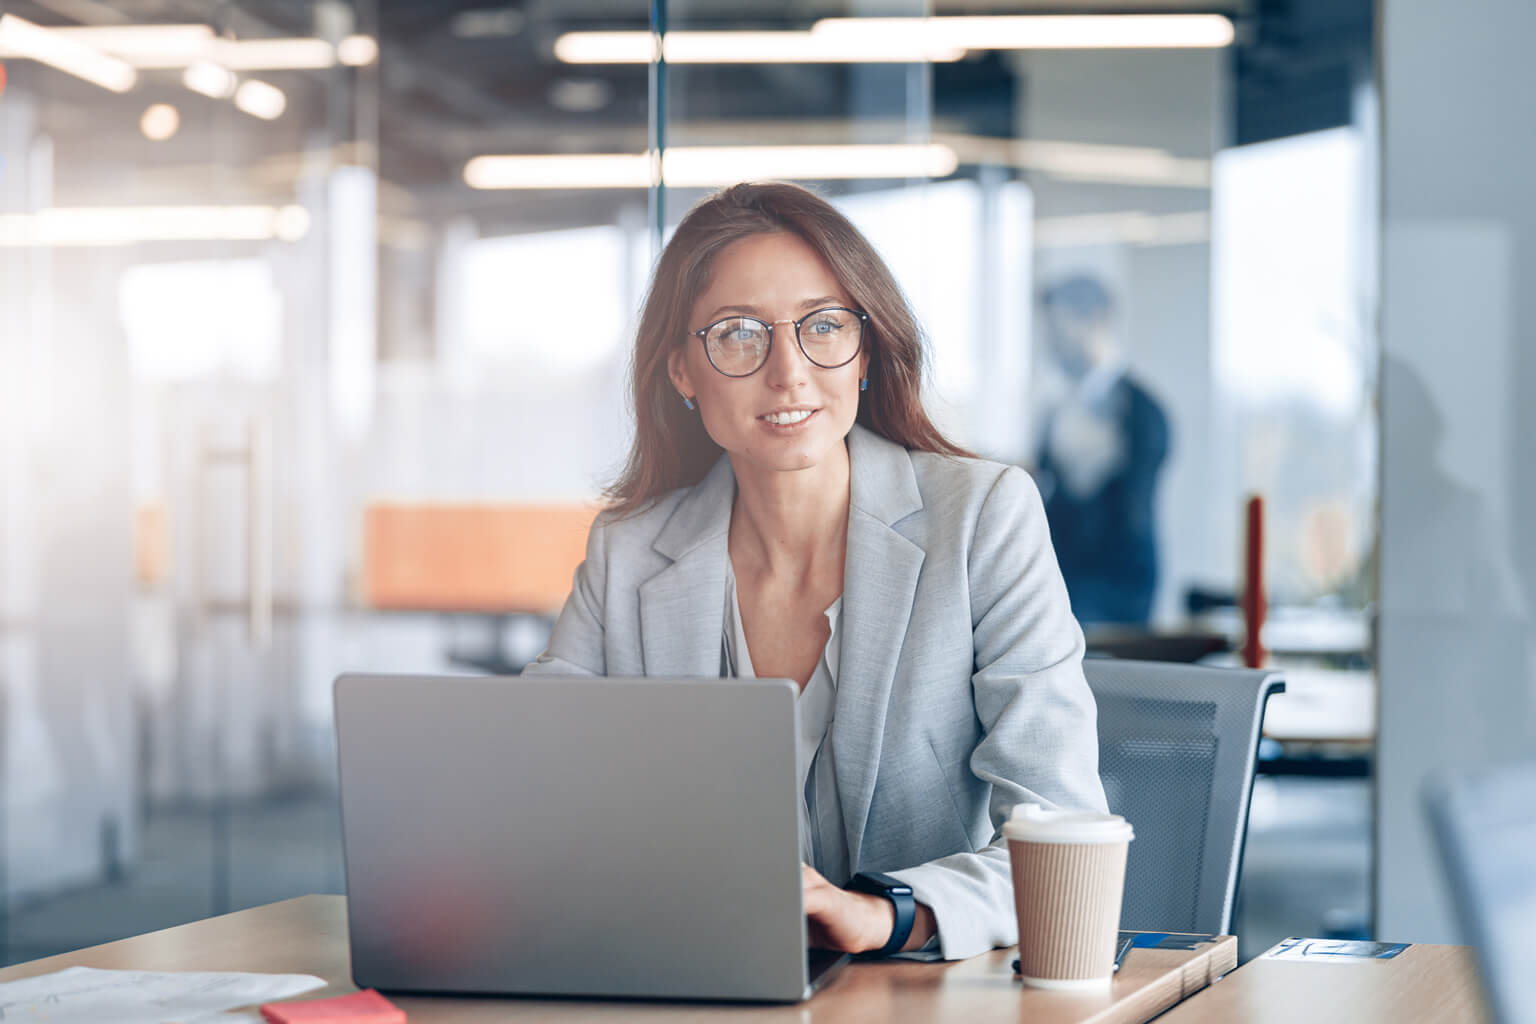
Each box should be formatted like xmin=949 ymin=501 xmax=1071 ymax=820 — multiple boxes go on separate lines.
xmin=1 ymin=776 xmax=1371 ymax=968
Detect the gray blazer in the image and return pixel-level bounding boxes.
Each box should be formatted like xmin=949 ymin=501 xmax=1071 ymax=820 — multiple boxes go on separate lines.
xmin=524 ymin=424 xmax=1107 ymax=959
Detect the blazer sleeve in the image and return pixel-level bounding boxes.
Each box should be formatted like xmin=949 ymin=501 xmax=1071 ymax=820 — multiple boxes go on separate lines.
xmin=888 ymin=465 xmax=1108 ymax=960
xmin=521 ymin=514 xmax=611 ymax=677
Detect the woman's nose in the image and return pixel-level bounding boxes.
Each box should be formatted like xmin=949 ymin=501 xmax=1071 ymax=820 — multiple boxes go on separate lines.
xmin=762 ymin=322 xmax=810 ymax=388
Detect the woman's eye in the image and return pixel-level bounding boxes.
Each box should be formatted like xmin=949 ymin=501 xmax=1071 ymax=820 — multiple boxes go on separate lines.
xmin=710 ymin=323 xmax=763 ymax=347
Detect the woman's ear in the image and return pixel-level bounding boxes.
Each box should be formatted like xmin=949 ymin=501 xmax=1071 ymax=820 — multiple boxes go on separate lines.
xmin=667 ymin=346 xmax=695 ymax=400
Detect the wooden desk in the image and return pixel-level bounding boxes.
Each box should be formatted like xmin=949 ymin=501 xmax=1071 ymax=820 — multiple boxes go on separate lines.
xmin=1158 ymin=941 xmax=1487 ymax=1024
xmin=0 ymin=896 xmax=1235 ymax=1023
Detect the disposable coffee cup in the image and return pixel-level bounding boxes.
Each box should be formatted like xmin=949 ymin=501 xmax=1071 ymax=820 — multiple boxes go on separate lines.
xmin=1004 ymin=803 xmax=1134 ymax=991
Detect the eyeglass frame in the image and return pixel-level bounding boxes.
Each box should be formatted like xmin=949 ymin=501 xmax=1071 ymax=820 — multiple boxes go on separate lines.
xmin=689 ymin=306 xmax=870 ymax=379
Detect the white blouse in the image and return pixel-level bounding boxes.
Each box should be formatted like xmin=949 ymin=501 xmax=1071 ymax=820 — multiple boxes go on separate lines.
xmin=721 ymin=558 xmax=849 ymax=884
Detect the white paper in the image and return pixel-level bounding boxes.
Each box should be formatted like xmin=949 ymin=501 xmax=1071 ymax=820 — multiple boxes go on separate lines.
xmin=0 ymin=965 xmax=327 ymax=1023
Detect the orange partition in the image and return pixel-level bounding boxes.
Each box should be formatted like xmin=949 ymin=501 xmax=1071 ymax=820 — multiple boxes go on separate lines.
xmin=362 ymin=503 xmax=599 ymax=614
xmin=136 ymin=502 xmax=169 ymax=587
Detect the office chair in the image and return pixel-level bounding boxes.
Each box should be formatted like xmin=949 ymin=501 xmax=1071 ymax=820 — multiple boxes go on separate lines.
xmin=1427 ymin=757 xmax=1536 ymax=1024
xmin=1083 ymin=659 xmax=1285 ymax=935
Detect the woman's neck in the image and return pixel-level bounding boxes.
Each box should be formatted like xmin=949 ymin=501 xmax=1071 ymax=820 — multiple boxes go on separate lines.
xmin=727 ymin=443 xmax=851 ymax=583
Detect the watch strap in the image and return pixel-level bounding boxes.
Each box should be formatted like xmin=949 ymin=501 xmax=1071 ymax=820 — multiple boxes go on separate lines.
xmin=847 ymin=871 xmax=916 ymax=958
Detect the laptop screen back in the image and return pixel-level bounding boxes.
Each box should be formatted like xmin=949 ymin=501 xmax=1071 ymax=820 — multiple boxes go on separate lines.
xmin=335 ymin=674 xmax=810 ymax=1001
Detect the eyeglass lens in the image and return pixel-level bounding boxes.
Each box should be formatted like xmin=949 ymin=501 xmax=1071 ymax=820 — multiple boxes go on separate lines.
xmin=702 ymin=308 xmax=862 ymax=377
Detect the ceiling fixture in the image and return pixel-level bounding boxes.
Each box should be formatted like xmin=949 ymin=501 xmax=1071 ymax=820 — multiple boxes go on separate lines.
xmin=554 ymin=30 xmax=964 ymax=64
xmin=207 ymin=37 xmax=336 ymax=71
xmin=0 ymin=205 xmax=311 ymax=247
xmin=0 ymin=13 xmax=138 ymax=92
xmin=555 ymin=14 xmax=1233 ymax=65
xmin=1033 ymin=210 xmax=1211 ymax=248
xmin=812 ymin=15 xmax=1235 ymax=51
xmin=182 ymin=61 xmax=236 ymax=98
xmin=939 ymin=135 xmax=1211 ymax=188
xmin=32 ymin=25 xmax=378 ymax=70
xmin=336 ymin=34 xmax=378 ymax=67
xmin=140 ymin=103 xmax=180 ymax=141
xmin=465 ymin=154 xmax=651 ymax=190
xmin=234 ymin=79 xmax=286 ymax=120
xmin=464 ymin=144 xmax=959 ymax=189
xmin=46 ymin=24 xmax=214 ymax=64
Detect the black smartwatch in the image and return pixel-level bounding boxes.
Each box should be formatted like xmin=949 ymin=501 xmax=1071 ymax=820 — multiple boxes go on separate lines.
xmin=846 ymin=871 xmax=916 ymax=958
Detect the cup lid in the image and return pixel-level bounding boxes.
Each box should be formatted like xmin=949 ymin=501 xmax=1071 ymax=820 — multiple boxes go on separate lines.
xmin=1002 ymin=803 xmax=1134 ymax=844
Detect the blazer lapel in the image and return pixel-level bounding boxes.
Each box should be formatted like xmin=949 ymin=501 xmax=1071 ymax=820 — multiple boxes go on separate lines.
xmin=638 ymin=454 xmax=735 ymax=677
xmin=834 ymin=426 xmax=925 ymax=869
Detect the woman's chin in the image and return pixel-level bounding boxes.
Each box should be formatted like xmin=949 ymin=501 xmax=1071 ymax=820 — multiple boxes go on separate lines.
xmin=734 ymin=435 xmax=848 ymax=476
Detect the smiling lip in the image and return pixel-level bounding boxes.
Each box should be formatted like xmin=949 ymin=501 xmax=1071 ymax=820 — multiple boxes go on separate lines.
xmin=757 ymin=407 xmax=819 ymax=427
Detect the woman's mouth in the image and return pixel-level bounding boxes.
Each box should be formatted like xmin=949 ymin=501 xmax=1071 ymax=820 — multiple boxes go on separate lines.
xmin=758 ymin=408 xmax=817 ymax=427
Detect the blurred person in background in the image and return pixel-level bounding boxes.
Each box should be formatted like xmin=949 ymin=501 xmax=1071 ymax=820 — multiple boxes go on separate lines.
xmin=1033 ymin=274 xmax=1170 ymax=626
xmin=524 ymin=182 xmax=1106 ymax=960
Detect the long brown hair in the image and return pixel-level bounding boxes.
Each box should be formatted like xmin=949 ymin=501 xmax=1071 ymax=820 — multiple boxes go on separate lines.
xmin=605 ymin=181 xmax=971 ymax=518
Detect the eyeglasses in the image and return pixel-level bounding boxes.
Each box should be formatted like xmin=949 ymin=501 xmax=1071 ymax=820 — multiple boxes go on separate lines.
xmin=691 ymin=306 xmax=868 ymax=378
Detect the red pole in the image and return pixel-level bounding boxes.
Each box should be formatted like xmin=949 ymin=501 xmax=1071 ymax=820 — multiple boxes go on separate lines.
xmin=1241 ymin=495 xmax=1266 ymax=668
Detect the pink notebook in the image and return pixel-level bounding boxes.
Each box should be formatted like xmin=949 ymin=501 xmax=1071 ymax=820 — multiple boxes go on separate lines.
xmin=259 ymin=988 xmax=406 ymax=1023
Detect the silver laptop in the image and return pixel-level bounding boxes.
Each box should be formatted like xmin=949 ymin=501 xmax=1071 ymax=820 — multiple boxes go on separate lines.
xmin=334 ymin=673 xmax=850 ymax=1002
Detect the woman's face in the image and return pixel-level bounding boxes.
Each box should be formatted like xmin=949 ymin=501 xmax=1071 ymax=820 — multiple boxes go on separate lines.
xmin=669 ymin=231 xmax=869 ymax=478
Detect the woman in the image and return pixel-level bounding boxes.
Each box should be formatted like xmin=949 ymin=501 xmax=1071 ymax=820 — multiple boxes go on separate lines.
xmin=524 ymin=181 xmax=1106 ymax=960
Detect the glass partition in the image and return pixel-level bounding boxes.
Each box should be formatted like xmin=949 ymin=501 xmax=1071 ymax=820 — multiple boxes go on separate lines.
xmin=0 ymin=0 xmax=1377 ymax=970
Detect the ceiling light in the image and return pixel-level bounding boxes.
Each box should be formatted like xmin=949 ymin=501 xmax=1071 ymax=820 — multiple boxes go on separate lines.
xmin=1033 ymin=210 xmax=1211 ymax=248
xmin=210 ymin=37 xmax=336 ymax=70
xmin=46 ymin=24 xmax=214 ymax=67
xmin=940 ymin=135 xmax=1211 ymax=187
xmin=274 ymin=205 xmax=311 ymax=242
xmin=553 ymin=29 xmax=963 ymax=64
xmin=336 ymin=34 xmax=378 ymax=67
xmin=664 ymin=144 xmax=957 ymax=185
xmin=465 ymin=154 xmax=651 ymax=190
xmin=37 ymin=26 xmax=366 ymax=71
xmin=0 ymin=13 xmax=138 ymax=92
xmin=234 ymin=79 xmax=286 ymax=120
xmin=1017 ymin=140 xmax=1210 ymax=186
xmin=183 ymin=61 xmax=236 ymax=98
xmin=551 ymin=32 xmax=652 ymax=63
xmin=140 ymin=103 xmax=180 ymax=141
xmin=0 ymin=205 xmax=311 ymax=247
xmin=464 ymin=144 xmax=959 ymax=189
xmin=554 ymin=15 xmax=1232 ymax=64
xmin=812 ymin=14 xmax=1235 ymax=50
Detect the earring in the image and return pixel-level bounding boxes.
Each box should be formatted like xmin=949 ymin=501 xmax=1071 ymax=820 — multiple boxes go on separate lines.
xmin=682 ymin=395 xmax=696 ymax=410
xmin=859 ymin=377 xmax=868 ymax=392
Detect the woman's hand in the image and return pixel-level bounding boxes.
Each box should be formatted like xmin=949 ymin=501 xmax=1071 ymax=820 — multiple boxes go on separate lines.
xmin=801 ymin=864 xmax=895 ymax=953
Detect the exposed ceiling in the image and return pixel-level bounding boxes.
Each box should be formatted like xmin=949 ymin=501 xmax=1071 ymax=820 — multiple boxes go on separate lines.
xmin=0 ymin=0 xmax=1371 ymax=227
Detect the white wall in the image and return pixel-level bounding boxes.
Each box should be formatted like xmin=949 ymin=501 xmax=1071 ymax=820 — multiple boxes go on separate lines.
xmin=1376 ymin=0 xmax=1536 ymax=943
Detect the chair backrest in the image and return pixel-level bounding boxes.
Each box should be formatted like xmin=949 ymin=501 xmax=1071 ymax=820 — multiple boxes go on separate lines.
xmin=1083 ymin=658 xmax=1284 ymax=936
xmin=1426 ymin=758 xmax=1536 ymax=1024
